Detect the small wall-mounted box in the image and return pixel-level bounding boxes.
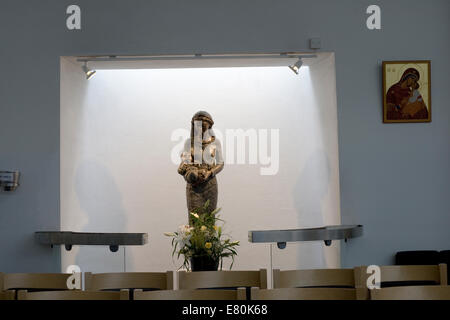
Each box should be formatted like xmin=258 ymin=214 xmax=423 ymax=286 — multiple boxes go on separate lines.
xmin=0 ymin=171 xmax=20 ymax=191
xmin=309 ymin=38 xmax=322 ymax=50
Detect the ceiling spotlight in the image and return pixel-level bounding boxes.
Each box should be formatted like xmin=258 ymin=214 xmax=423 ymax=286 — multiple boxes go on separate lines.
xmin=82 ymin=62 xmax=96 ymax=80
xmin=289 ymin=58 xmax=303 ymax=74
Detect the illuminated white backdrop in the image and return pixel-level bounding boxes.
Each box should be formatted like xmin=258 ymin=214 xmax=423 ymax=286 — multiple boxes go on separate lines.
xmin=60 ymin=53 xmax=340 ymax=279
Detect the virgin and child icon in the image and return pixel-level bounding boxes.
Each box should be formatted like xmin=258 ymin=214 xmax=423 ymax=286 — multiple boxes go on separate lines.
xmin=383 ymin=61 xmax=431 ymax=123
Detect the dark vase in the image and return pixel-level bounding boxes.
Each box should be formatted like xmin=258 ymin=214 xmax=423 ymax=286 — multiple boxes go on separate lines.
xmin=190 ymin=255 xmax=219 ymax=271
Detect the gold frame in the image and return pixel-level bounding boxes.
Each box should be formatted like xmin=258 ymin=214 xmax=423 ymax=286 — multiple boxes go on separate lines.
xmin=382 ymin=60 xmax=431 ymax=123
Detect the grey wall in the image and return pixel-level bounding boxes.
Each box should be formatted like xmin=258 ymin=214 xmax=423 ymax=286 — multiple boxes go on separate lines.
xmin=0 ymin=0 xmax=449 ymax=272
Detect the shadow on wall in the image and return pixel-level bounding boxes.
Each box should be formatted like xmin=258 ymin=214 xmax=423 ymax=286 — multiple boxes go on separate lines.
xmin=74 ymin=160 xmax=132 ymax=272
xmin=294 ymin=150 xmax=331 ymax=226
xmin=302 ymin=54 xmax=341 ymax=268
xmin=294 ymin=149 xmax=331 ymax=267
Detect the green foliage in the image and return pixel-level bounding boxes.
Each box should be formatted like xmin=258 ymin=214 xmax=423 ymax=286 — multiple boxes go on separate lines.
xmin=165 ymin=200 xmax=239 ymax=271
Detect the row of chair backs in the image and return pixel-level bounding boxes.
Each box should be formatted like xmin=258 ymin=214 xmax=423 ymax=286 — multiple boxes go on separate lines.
xmin=272 ymin=265 xmax=446 ymax=291
xmin=250 ymin=286 xmax=449 ymax=300
xmin=10 ymin=286 xmax=450 ymax=300
xmin=9 ymin=286 xmax=450 ymax=300
xmin=0 ymin=270 xmax=265 ymax=292
xmin=13 ymin=288 xmax=355 ymax=300
xmin=1 ymin=265 xmax=447 ymax=300
xmin=0 ymin=271 xmax=175 ymax=292
xmin=84 ymin=270 xmax=266 ymax=291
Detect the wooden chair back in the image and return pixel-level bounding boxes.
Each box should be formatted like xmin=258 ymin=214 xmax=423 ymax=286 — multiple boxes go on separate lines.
xmin=355 ymin=264 xmax=447 ymax=300
xmin=85 ymin=272 xmax=173 ymax=291
xmin=134 ymin=288 xmax=246 ymax=300
xmin=178 ymin=269 xmax=267 ymax=290
xmin=3 ymin=273 xmax=71 ymax=291
xmin=370 ymin=285 xmax=450 ymax=300
xmin=273 ymin=268 xmax=355 ymax=288
xmin=0 ymin=291 xmax=15 ymax=300
xmin=17 ymin=289 xmax=129 ymax=300
xmin=250 ymin=288 xmax=356 ymax=300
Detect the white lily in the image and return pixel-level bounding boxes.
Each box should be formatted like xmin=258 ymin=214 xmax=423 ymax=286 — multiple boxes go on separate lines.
xmin=164 ymin=232 xmax=175 ymax=237
xmin=190 ymin=212 xmax=199 ymax=219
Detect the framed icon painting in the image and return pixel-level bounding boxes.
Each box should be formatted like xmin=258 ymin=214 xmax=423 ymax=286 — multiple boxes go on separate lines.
xmin=382 ymin=60 xmax=431 ymax=123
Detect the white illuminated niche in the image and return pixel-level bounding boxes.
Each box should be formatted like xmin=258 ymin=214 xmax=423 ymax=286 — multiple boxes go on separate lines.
xmin=60 ymin=53 xmax=340 ymax=275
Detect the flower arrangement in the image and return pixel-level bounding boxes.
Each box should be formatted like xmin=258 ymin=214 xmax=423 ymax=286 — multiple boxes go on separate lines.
xmin=164 ymin=200 xmax=239 ymax=271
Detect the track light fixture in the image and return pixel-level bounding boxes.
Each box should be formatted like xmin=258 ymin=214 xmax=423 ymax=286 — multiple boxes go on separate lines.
xmin=289 ymin=58 xmax=303 ymax=74
xmin=81 ymin=62 xmax=96 ymax=80
xmin=77 ymin=53 xmax=316 ymax=73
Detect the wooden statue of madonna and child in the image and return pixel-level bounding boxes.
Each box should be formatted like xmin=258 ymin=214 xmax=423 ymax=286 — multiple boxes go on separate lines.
xmin=177 ymin=111 xmax=224 ymax=222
